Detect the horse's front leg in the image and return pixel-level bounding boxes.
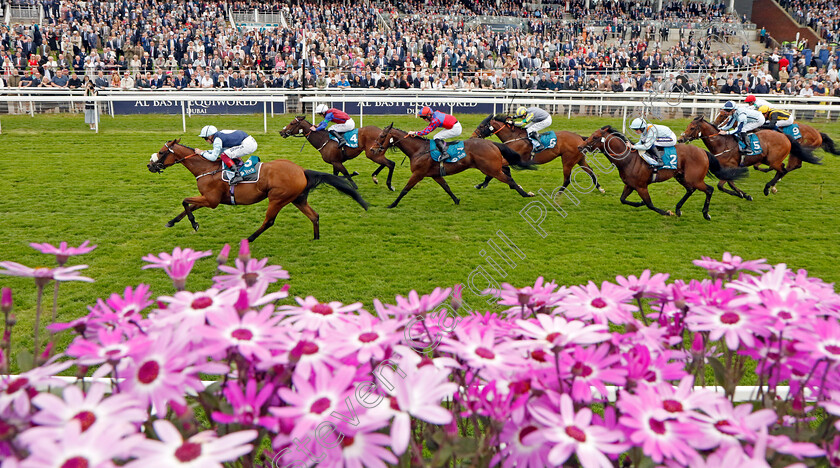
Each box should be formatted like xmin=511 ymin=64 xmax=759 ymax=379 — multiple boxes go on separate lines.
xmin=166 ymin=205 xmax=203 ymax=227
xmin=181 ymin=195 xmax=219 ymax=231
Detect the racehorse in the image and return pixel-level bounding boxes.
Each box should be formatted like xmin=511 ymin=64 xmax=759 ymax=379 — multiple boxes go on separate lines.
xmin=711 ymin=111 xmax=839 ymax=157
xmin=371 ymin=123 xmax=537 ymax=208
xmin=680 ymin=116 xmax=821 ymax=196
xmin=147 ymin=139 xmax=368 ymax=242
xmin=579 ymin=126 xmax=748 ymax=220
xmin=279 ymin=116 xmax=396 ymax=191
xmin=471 ymin=114 xmax=604 ymax=194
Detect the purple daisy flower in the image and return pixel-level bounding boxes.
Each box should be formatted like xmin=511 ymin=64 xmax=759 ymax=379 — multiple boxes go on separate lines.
xmin=29 ymin=240 xmax=97 ymax=266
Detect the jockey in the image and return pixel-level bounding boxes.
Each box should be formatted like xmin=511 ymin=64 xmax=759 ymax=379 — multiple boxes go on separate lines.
xmin=719 ymin=100 xmax=765 ymax=154
xmin=511 ymin=106 xmax=552 ymax=153
xmin=312 ymin=103 xmax=355 ymax=148
xmin=744 ymin=94 xmax=771 ymax=112
xmin=758 ymin=104 xmax=794 ymax=132
xmin=407 ymin=106 xmax=462 ymax=154
xmin=629 ymin=117 xmax=677 ymax=168
xmin=197 ymin=125 xmax=258 ymax=181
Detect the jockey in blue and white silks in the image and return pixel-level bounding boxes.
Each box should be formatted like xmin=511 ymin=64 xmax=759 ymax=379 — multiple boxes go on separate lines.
xmin=629 ymin=117 xmax=677 ymax=168
xmin=718 ymin=100 xmax=765 ymax=154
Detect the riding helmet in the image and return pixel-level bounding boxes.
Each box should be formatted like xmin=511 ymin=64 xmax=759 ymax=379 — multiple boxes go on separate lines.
xmin=315 ymin=104 xmax=329 ymax=114
xmin=199 ymin=125 xmax=218 ymax=138
xmin=629 ymin=117 xmax=647 ymax=130
xmin=418 ymin=106 xmax=432 ymax=118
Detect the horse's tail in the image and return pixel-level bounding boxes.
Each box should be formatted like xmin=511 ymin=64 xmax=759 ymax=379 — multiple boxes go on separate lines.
xmin=705 ymin=151 xmax=748 ymax=181
xmin=302 ymin=170 xmax=369 ymax=210
xmin=787 ymin=134 xmax=822 ymax=165
xmin=492 ymin=142 xmax=538 ymax=170
xmin=820 ymin=133 xmax=840 ymax=155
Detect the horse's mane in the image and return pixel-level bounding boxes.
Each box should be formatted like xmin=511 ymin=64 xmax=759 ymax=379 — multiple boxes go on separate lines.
xmin=493 ymin=113 xmax=510 ymax=121
xmin=390 ymin=126 xmax=429 ymax=141
xmin=692 ymin=115 xmax=719 ymax=130
xmin=479 ymin=114 xmax=493 ymax=126
xmin=601 ymin=125 xmax=629 ymax=143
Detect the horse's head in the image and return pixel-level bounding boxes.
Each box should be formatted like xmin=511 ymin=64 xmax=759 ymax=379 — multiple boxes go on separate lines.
xmin=679 ymin=116 xmax=713 ymax=143
xmin=471 ymin=114 xmax=510 ymax=139
xmin=148 ymin=139 xmax=184 ymax=173
xmin=371 ymin=122 xmax=397 ymax=155
xmin=279 ymin=115 xmax=309 ymax=138
xmin=711 ymin=110 xmax=729 ymax=127
xmin=579 ymin=126 xmax=631 ymax=161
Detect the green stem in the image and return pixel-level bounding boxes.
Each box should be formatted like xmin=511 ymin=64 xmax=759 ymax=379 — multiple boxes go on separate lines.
xmin=49 ymin=280 xmax=61 ymax=338
xmin=33 ymin=283 xmax=45 ymax=360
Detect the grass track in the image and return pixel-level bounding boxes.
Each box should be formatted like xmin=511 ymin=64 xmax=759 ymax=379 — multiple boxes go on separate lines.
xmin=1 ymin=113 xmax=839 ymax=362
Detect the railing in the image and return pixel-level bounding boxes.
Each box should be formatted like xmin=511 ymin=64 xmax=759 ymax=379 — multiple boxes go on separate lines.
xmin=9 ymin=5 xmax=39 ymax=22
xmin=231 ymin=9 xmax=285 ymax=27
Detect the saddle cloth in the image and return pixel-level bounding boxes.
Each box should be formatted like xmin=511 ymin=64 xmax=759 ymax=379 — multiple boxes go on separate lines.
xmin=328 ymin=129 xmax=360 ymax=148
xmin=222 ymin=155 xmax=262 ymax=183
xmin=736 ymin=133 xmax=763 ymax=155
xmin=430 ymin=141 xmax=467 ymax=163
xmin=782 ymin=124 xmax=802 ymax=140
xmin=528 ymin=131 xmax=558 ymax=151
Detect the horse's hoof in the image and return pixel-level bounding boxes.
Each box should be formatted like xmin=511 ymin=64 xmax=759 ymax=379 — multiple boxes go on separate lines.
xmin=386 ymin=203 xmax=397 ymax=209
xmin=598 ymin=187 xmax=606 ymax=194
xmin=352 ymin=171 xmax=359 ymax=177
xmin=372 ymin=176 xmax=379 ymax=185
xmin=666 ymin=210 xmax=675 ymax=216
xmin=526 ymin=192 xmax=535 ymax=197
xmin=771 ymin=186 xmax=778 ymax=194
xmin=192 ymin=223 xmax=199 ymax=231
xmin=454 ymin=198 xmax=460 ymax=205
xmin=764 ymin=187 xmax=770 ymax=196
xmin=165 ymin=221 xmax=174 ymax=228
xmin=675 ymin=209 xmax=682 ymax=217
xmin=744 ymin=195 xmax=753 ymax=201
xmin=704 ymin=213 xmax=712 ymax=221
xmin=474 ymin=184 xmax=483 ymax=189
xmin=388 ymin=186 xmax=395 ymax=192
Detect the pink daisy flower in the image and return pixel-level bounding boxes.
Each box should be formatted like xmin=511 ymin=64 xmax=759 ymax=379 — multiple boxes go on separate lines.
xmin=20 ymin=419 xmax=142 ymax=468
xmin=213 ymin=257 xmax=290 ymax=289
xmin=493 ymin=276 xmax=568 ymax=318
xmin=280 ymin=331 xmax=343 ymax=378
xmin=154 ymin=288 xmax=232 ymax=328
xmin=820 ymin=391 xmax=840 ymax=431
xmin=514 ymin=314 xmax=610 ymax=350
xmin=141 ymin=247 xmax=212 ymax=270
xmin=211 ymin=379 xmax=277 ymax=430
xmin=21 ymin=384 xmax=146 ymax=446
xmin=0 ymin=262 xmax=94 ymax=286
xmin=793 ymin=319 xmax=840 ymax=364
xmin=200 ymin=305 xmax=286 ymax=364
xmin=567 ymin=344 xmax=627 ymax=403
xmin=693 ymin=252 xmax=770 ymax=279
xmin=617 ymin=389 xmax=712 ymax=465
xmin=330 ymin=311 xmax=401 ymax=363
xmin=685 ymin=306 xmax=771 ymax=350
xmin=125 ymin=419 xmax=256 ymax=468
xmin=614 ymin=269 xmax=669 ymax=299
xmin=119 ymin=326 xmax=226 ymax=414
xmin=66 ymin=327 xmax=153 ymax=366
xmin=270 ymin=366 xmax=356 ymax=441
xmin=29 ymin=240 xmax=97 ymax=266
xmin=373 ymin=287 xmax=451 ymax=320
xmin=439 ymin=325 xmax=520 ymax=375
xmin=321 ymin=415 xmax=398 ymax=468
xmin=277 ymin=296 xmax=361 ymax=333
xmin=0 ymin=359 xmax=72 ymax=417
xmin=746 ymin=289 xmax=819 ymax=332
xmin=727 ymin=263 xmax=793 ymax=299
xmin=491 ymin=419 xmax=551 ymax=468
xmin=529 ymin=393 xmax=626 ymax=468
xmin=556 ymin=281 xmax=637 ymax=325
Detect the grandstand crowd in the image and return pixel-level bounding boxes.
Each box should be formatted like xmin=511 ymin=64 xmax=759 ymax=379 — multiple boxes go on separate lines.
xmin=779 ymin=0 xmax=839 ymax=43
xmin=0 ymin=0 xmax=837 ymax=98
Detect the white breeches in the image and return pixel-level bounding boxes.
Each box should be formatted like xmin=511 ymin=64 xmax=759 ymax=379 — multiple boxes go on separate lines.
xmin=776 ymin=115 xmax=795 ymax=127
xmin=330 ymin=119 xmax=355 ymax=133
xmin=525 ymin=117 xmax=552 ymax=133
xmin=224 ymin=136 xmax=258 ymax=159
xmin=740 ymin=120 xmax=764 ymax=133
xmin=655 ymin=134 xmax=678 ymax=147
xmin=434 ymin=122 xmax=462 ymax=140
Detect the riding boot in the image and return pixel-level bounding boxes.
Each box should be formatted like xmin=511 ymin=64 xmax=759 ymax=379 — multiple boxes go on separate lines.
xmin=649 ymin=147 xmax=664 ymax=167
xmin=435 ymin=139 xmax=447 ymax=157
xmin=529 ymin=131 xmax=542 ymax=153
xmin=330 ymin=130 xmax=346 ymax=147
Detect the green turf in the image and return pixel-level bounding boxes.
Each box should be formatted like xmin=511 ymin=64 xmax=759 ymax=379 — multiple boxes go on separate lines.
xmin=1 ymin=113 xmax=838 ymax=362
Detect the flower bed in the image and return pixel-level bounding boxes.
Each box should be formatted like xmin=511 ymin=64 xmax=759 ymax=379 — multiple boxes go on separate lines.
xmin=1 ymin=241 xmax=839 ymax=467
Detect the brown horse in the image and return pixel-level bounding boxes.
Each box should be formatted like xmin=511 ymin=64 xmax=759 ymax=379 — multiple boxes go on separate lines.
xmin=471 ymin=114 xmax=604 ymax=194
xmin=279 ymin=116 xmax=396 ymax=191
xmin=680 ymin=116 xmax=820 ymax=196
xmin=579 ymin=126 xmax=748 ymax=220
xmin=371 ymin=124 xmax=536 ymax=208
xmin=147 ymin=139 xmax=368 ymax=242
xmin=711 ymin=112 xmax=840 ymax=157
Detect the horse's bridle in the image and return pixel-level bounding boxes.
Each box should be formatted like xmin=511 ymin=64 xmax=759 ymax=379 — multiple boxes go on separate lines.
xmin=281 ymin=116 xmax=312 ymax=138
xmin=151 ymin=141 xmax=199 ymax=172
